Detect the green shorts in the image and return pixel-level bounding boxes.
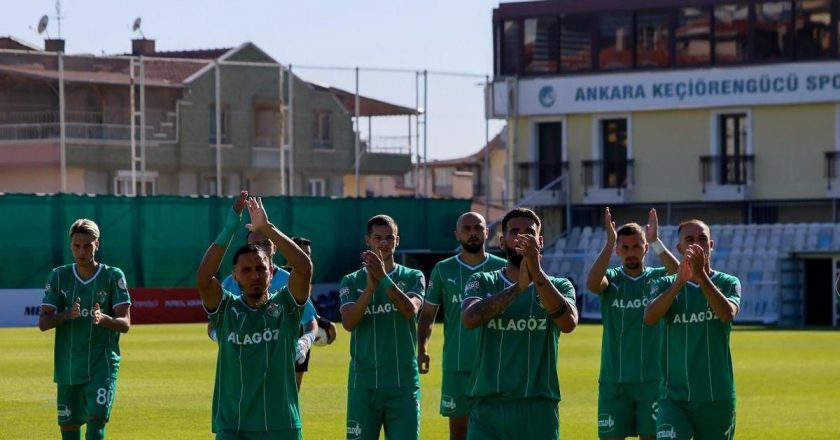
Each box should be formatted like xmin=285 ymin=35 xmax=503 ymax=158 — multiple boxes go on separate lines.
xmin=598 ymin=381 xmax=658 ymax=438
xmin=346 ymin=386 xmax=420 ymax=440
xmin=440 ymin=371 xmax=471 ymax=417
xmin=655 ymin=398 xmax=736 ymax=440
xmin=216 ymin=429 xmax=301 ymax=440
xmin=56 ymin=372 xmax=119 ymax=426
xmin=467 ymin=398 xmax=559 ymax=440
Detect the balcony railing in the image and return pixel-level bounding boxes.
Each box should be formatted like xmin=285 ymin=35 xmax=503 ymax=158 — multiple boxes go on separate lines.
xmin=0 ymin=110 xmax=174 ymax=142
xmin=699 ymin=154 xmax=755 ymax=193
xmin=518 ymin=161 xmax=569 ymax=197
xmin=582 ymin=159 xmax=635 ymax=195
xmin=359 ymin=135 xmax=411 ymax=155
xmin=826 ymin=151 xmax=839 ymax=190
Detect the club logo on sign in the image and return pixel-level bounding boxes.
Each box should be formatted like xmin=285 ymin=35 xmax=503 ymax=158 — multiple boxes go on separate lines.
xmin=539 ymin=85 xmax=556 ymax=108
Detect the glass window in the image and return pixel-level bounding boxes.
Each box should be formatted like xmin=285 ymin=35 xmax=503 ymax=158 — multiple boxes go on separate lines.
xmin=312 ymin=110 xmax=331 ymax=149
xmin=796 ymin=0 xmax=831 ymax=59
xmin=676 ymin=7 xmax=711 ymax=65
xmin=561 ymin=14 xmax=593 ymax=71
xmin=754 ymin=1 xmax=793 ymax=60
xmin=599 ymin=12 xmax=634 ymax=70
xmin=502 ymin=20 xmax=521 ymax=75
xmin=718 ymin=113 xmax=748 ymax=184
xmin=524 ymin=17 xmax=560 ymax=73
xmin=601 ymin=119 xmax=629 ymax=188
xmin=714 ymin=4 xmax=749 ymax=64
xmin=636 ymin=10 xmax=671 ymax=67
xmin=209 ymin=104 xmax=230 ymax=144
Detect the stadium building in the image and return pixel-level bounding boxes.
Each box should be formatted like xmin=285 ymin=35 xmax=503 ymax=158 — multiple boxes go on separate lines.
xmin=488 ymin=0 xmax=840 ymax=326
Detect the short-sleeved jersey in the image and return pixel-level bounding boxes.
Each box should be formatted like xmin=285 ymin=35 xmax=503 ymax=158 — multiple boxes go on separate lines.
xmin=599 ymin=266 xmax=669 ymax=384
xmin=464 ymin=269 xmax=576 ymax=402
xmin=648 ymin=271 xmax=741 ymax=402
xmin=41 ymin=264 xmax=131 ymax=385
xmin=426 ymin=254 xmax=507 ymax=372
xmin=339 ymin=264 xmax=426 ymax=389
xmin=222 ymin=265 xmax=316 ymax=326
xmin=208 ymin=287 xmax=304 ymax=433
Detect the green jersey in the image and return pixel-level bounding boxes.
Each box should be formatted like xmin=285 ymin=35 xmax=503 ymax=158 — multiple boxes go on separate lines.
xmin=426 ymin=254 xmax=507 ymax=372
xmin=41 ymin=264 xmax=131 ymax=385
xmin=339 ymin=264 xmax=426 ymax=389
xmin=464 ymin=269 xmax=576 ymax=402
xmin=648 ymin=271 xmax=741 ymax=402
xmin=599 ymin=266 xmax=668 ymax=384
xmin=208 ymin=287 xmax=304 ymax=433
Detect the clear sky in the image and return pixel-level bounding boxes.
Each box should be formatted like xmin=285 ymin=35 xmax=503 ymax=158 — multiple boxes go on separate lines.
xmin=2 ymin=0 xmax=512 ymax=160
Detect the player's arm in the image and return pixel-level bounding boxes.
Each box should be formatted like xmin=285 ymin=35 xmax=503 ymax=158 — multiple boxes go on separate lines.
xmin=417 ymin=302 xmax=439 ymax=374
xmin=586 ymin=208 xmax=616 ymax=294
xmin=363 ymin=250 xmax=421 ymax=319
xmin=93 ymin=303 xmax=131 ymax=333
xmin=687 ymin=244 xmax=738 ymax=323
xmin=462 ymin=276 xmax=526 ymax=330
xmin=340 ymin=272 xmax=376 ymax=331
xmin=38 ymin=298 xmax=80 ymax=332
xmin=197 ymin=191 xmax=247 ymax=312
xmin=519 ymin=235 xmax=577 ymax=333
xmin=644 ymin=258 xmax=690 ymax=325
xmin=245 ymin=197 xmax=312 ymax=304
xmin=646 ymin=208 xmax=680 ymax=274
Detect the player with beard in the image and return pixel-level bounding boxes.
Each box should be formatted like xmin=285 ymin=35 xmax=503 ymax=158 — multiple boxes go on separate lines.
xmin=586 ymin=208 xmax=679 ymax=440
xmin=417 ymin=212 xmax=506 ymax=439
xmin=461 ymin=208 xmax=578 ymax=440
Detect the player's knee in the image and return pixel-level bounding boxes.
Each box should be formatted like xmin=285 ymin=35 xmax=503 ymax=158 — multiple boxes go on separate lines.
xmin=449 ymin=417 xmax=468 ymax=440
xmin=85 ymin=416 xmax=106 ymax=440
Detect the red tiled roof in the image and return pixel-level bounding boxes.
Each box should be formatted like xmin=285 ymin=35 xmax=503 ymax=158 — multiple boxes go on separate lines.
xmin=310 ymin=83 xmax=418 ymax=117
xmin=134 ymin=48 xmax=232 ymax=60
xmin=427 ymin=130 xmax=506 ymax=167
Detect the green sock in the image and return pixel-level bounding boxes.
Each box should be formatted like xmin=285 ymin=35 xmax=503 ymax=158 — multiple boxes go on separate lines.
xmin=61 ymin=430 xmax=81 ymax=440
xmin=85 ymin=419 xmax=105 ymax=440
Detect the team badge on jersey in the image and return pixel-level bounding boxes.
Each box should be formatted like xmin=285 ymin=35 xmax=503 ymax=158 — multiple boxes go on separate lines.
xmin=118 ymin=277 xmax=127 ymax=290
xmin=97 ymin=290 xmax=108 ymax=304
xmin=266 ymin=302 xmax=281 ymax=318
xmin=45 ymin=283 xmax=51 ymax=292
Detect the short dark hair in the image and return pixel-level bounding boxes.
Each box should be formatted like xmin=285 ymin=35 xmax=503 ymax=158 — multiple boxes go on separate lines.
xmin=367 ymin=214 xmax=398 ymax=235
xmin=291 ymin=236 xmax=311 ymax=247
xmin=501 ymin=208 xmax=541 ymax=233
xmin=232 ymin=244 xmax=270 ymax=267
xmin=677 ymin=219 xmax=710 ymax=236
xmin=616 ymin=223 xmax=645 ymax=240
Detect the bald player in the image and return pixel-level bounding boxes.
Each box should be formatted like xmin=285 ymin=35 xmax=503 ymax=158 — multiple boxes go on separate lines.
xmin=417 ymin=212 xmax=506 ymax=439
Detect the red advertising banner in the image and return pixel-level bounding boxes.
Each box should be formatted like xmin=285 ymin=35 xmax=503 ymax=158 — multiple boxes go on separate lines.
xmin=130 ymin=288 xmax=208 ymax=324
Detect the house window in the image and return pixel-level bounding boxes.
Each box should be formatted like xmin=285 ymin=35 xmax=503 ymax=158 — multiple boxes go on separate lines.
xmin=113 ymin=170 xmax=157 ymax=196
xmin=308 ymin=178 xmax=326 ymax=196
xmin=204 ymin=177 xmax=218 ymax=196
xmin=209 ymin=104 xmax=230 ymax=144
xmin=312 ymin=110 xmax=332 ymax=149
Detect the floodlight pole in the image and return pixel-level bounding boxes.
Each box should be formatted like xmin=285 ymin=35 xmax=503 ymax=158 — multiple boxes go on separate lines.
xmin=279 ymin=65 xmax=286 ymax=196
xmin=214 ymin=61 xmax=222 ymax=196
xmin=139 ymin=55 xmax=147 ymax=196
xmin=288 ymin=64 xmax=295 ymax=196
xmin=423 ymin=69 xmax=428 ymax=197
xmin=129 ymin=58 xmax=136 ymax=196
xmin=484 ymin=75 xmax=490 ymax=222
xmin=354 ymin=67 xmax=361 ymax=197
xmin=414 ymin=71 xmax=420 ymax=198
xmin=59 ymin=51 xmax=66 ymax=193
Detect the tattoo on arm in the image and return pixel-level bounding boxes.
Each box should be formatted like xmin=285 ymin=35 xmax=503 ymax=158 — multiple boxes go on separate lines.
xmin=464 ymin=283 xmax=523 ymax=325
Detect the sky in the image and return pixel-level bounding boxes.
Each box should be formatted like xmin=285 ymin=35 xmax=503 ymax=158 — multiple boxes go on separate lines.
xmin=2 ymin=0 xmax=513 ymax=160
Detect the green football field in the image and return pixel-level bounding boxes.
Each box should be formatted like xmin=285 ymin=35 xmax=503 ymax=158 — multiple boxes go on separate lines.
xmin=1 ymin=323 xmax=839 ymax=439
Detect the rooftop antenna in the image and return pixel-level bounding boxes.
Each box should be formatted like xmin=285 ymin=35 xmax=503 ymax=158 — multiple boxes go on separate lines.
xmin=132 ymin=17 xmax=145 ymax=39
xmin=54 ymin=0 xmax=64 ymax=38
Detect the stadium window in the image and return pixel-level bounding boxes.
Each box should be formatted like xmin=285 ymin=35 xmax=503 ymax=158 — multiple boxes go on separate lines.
xmin=754 ymin=1 xmax=793 ymax=60
xmin=676 ymin=6 xmax=712 ymax=65
xmin=524 ymin=17 xmax=560 ymax=74
xmin=714 ymin=4 xmax=750 ymax=64
xmin=718 ymin=113 xmax=749 ymax=185
xmin=208 ymin=104 xmax=230 ymax=144
xmin=502 ymin=20 xmax=521 ymax=75
xmin=598 ymin=12 xmax=634 ymax=70
xmin=636 ymin=10 xmax=671 ymax=68
xmin=560 ymin=14 xmax=594 ymax=71
xmin=795 ymin=0 xmax=831 ymax=59
xmin=308 ymin=178 xmax=326 ymax=197
xmin=600 ymin=118 xmax=629 ymax=188
xmin=312 ymin=109 xmax=332 ymax=150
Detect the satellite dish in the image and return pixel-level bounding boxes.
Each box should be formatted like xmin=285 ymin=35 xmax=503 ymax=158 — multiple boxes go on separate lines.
xmin=132 ymin=17 xmax=146 ymax=38
xmin=37 ymin=15 xmax=49 ymax=34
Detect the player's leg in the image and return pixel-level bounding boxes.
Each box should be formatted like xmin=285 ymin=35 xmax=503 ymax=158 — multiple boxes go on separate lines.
xmin=513 ymin=399 xmax=559 ymax=440
xmin=441 ymin=371 xmax=471 ymax=440
xmin=217 ymin=429 xmax=301 ymax=440
xmin=294 ymin=348 xmax=311 ymax=391
xmin=692 ymin=399 xmax=736 ymax=440
xmin=57 ymin=384 xmax=85 ymax=440
xmin=633 ymin=381 xmax=659 ymax=440
xmin=654 ymin=398 xmax=694 ymax=440
xmin=465 ymin=400 xmax=502 ymax=440
xmin=598 ymin=382 xmax=635 ymax=439
xmin=382 ymin=386 xmax=420 ymax=440
xmin=83 ymin=370 xmax=118 ymax=440
xmin=346 ymin=387 xmax=383 ymax=440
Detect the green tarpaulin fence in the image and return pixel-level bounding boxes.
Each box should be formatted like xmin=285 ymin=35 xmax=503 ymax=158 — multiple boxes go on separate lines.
xmin=0 ymin=194 xmax=470 ymax=288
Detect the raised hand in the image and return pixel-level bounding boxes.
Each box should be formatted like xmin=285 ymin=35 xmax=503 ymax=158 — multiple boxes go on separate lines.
xmin=362 ymin=250 xmax=386 ymax=282
xmin=92 ymin=303 xmax=105 ymax=325
xmin=233 ymin=190 xmax=248 ymax=214
xmin=685 ymin=244 xmax=707 ymax=279
xmin=645 ymin=208 xmax=659 ymax=242
xmin=245 ymin=197 xmax=269 ymax=233
xmin=66 ymin=297 xmax=81 ymax=320
xmin=605 ymin=207 xmax=617 ymax=244
xmin=676 ymin=256 xmax=692 ymax=285
xmin=515 ymin=234 xmax=542 ymax=278
xmin=518 ymin=257 xmax=532 ymax=288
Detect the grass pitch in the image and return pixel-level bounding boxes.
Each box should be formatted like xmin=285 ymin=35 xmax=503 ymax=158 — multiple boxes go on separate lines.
xmin=1 ymin=323 xmax=839 ymax=439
